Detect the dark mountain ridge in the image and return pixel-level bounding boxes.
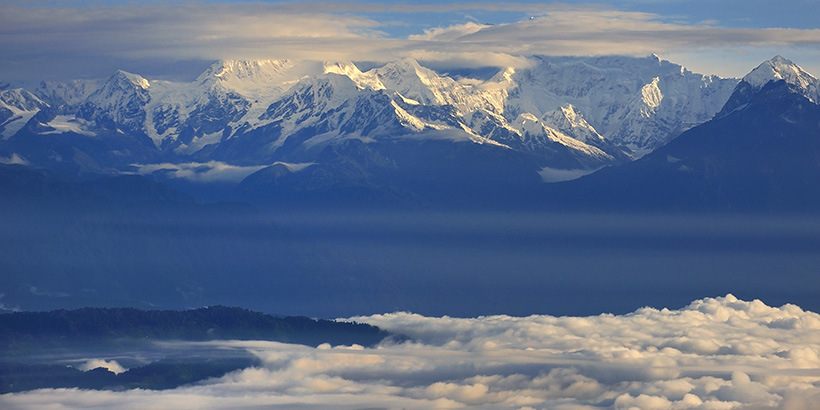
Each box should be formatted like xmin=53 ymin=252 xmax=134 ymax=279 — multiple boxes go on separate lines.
xmin=545 ymin=58 xmax=820 ymax=213
xmin=0 ymin=305 xmax=389 ymax=349
xmin=0 ymin=306 xmax=390 ymax=394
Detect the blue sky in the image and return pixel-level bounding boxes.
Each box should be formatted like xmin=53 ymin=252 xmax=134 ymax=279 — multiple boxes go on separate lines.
xmin=2 ymin=0 xmax=819 ymax=83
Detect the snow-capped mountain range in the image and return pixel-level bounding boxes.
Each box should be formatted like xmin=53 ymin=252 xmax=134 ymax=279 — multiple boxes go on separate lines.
xmin=1 ymin=55 xmax=740 ymax=173
xmin=3 ymin=54 xmax=817 ymax=201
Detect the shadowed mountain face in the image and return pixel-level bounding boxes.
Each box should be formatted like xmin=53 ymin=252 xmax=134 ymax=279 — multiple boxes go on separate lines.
xmin=237 ymin=138 xmax=549 ymax=209
xmin=235 ymin=57 xmax=820 ymax=211
xmin=547 ymin=58 xmax=820 ymax=213
xmin=0 ymin=162 xmax=195 ymax=212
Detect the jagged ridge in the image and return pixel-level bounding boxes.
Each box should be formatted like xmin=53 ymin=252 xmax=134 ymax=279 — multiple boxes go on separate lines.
xmin=0 ymin=55 xmax=753 ymax=184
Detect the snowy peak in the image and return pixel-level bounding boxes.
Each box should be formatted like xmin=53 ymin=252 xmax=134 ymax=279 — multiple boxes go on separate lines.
xmin=199 ymin=60 xmax=367 ymax=85
xmin=542 ymin=104 xmax=605 ymax=145
xmin=511 ymin=112 xmax=612 ymax=160
xmin=35 ymin=79 xmax=100 ymax=112
xmin=0 ymin=88 xmax=48 ymax=139
xmin=501 ymin=55 xmax=738 ymax=152
xmin=261 ymin=72 xmax=363 ymax=123
xmin=195 ymin=59 xmax=305 ymax=100
xmin=88 ymin=70 xmax=151 ymax=107
xmin=743 ymin=56 xmax=813 ymax=89
xmin=717 ymin=56 xmax=820 ymax=119
xmin=370 ymin=58 xmax=501 ymax=115
xmin=377 ymin=58 xmax=425 ymax=77
xmin=198 ymin=59 xmax=296 ymax=86
xmin=213 ymin=60 xmax=289 ymax=80
xmin=196 ymin=59 xmax=381 ymax=98
xmin=76 ymin=70 xmax=151 ymax=134
xmin=0 ymin=88 xmax=46 ymax=113
xmin=322 ymin=61 xmax=384 ymax=91
xmin=372 ymin=58 xmax=456 ymax=105
xmin=742 ymin=56 xmax=820 ymax=102
xmin=640 ymin=77 xmax=663 ymax=112
xmin=112 ymin=70 xmax=150 ymax=90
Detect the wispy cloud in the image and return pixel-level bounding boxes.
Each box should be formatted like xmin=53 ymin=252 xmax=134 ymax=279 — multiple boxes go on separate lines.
xmin=0 ymin=2 xmax=386 ymax=81
xmin=28 ymin=286 xmax=70 ymax=298
xmin=1 ymin=4 xmax=382 ymax=58
xmin=409 ymin=11 xmax=820 ymax=60
xmin=130 ymin=161 xmax=272 ymax=183
xmin=0 ymin=294 xmax=20 ymax=312
xmin=1 ymin=2 xmax=819 ymax=81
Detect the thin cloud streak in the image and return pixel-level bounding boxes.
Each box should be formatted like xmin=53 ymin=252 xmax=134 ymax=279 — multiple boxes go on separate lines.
xmin=2 ymin=3 xmax=820 ymax=82
xmin=413 ymin=12 xmax=820 ymax=57
xmin=0 ymin=3 xmax=386 ymax=81
xmin=130 ymin=161 xmax=271 ymax=183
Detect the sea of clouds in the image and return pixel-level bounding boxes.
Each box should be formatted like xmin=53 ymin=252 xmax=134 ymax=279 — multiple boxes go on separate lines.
xmin=2 ymin=294 xmax=819 ymax=409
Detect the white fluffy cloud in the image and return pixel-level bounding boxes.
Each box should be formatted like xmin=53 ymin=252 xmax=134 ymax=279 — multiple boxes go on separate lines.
xmin=2 ymin=295 xmax=819 ymax=409
xmin=77 ymin=359 xmax=127 ymax=375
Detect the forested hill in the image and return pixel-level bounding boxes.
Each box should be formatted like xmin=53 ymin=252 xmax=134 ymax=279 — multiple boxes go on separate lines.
xmin=0 ymin=305 xmax=389 ymax=349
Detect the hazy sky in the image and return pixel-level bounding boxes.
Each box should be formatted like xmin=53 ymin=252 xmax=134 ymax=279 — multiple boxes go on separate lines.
xmin=2 ymin=1 xmax=819 ymax=83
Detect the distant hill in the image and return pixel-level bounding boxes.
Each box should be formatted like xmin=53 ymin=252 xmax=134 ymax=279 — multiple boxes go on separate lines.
xmin=0 ymin=306 xmax=392 ymax=393
xmin=0 ymin=305 xmax=389 ymax=349
xmin=0 ymin=162 xmax=196 ymax=209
